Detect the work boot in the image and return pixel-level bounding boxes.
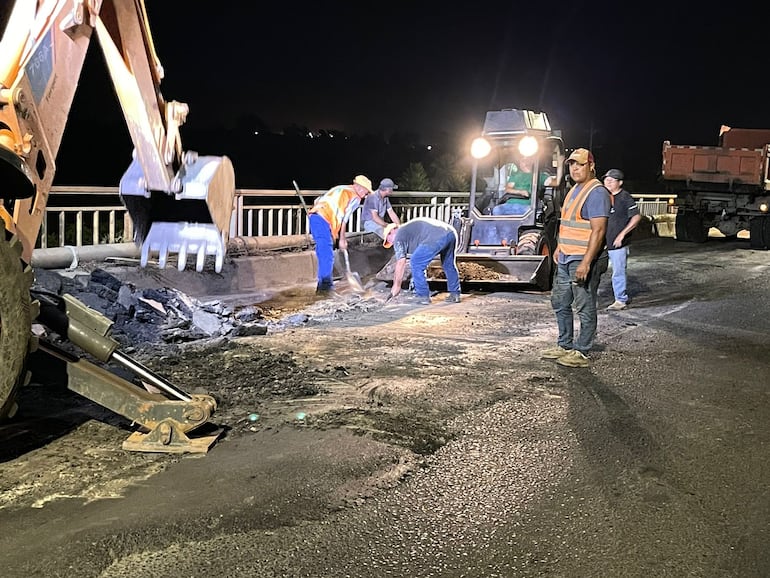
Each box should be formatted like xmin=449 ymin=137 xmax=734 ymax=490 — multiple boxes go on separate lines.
xmin=607 ymin=300 xmax=627 ymax=311
xmin=444 ymin=293 xmax=461 ymax=303
xmin=411 ymin=294 xmax=431 ymax=305
xmin=556 ymin=349 xmax=590 ymax=368
xmin=541 ymin=346 xmax=572 ymax=359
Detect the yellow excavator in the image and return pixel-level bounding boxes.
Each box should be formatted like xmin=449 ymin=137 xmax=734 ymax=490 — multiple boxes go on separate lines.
xmin=0 ymin=1 xmax=235 ymax=452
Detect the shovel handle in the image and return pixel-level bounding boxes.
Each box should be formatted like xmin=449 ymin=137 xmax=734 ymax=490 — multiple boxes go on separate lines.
xmin=292 ymin=180 xmax=310 ymax=214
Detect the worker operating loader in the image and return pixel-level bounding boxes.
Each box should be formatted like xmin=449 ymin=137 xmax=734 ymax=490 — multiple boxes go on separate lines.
xmin=383 ymin=217 xmax=461 ymax=305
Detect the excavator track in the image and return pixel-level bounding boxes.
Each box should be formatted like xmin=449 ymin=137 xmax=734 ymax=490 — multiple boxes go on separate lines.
xmin=0 ymin=234 xmax=37 ymax=419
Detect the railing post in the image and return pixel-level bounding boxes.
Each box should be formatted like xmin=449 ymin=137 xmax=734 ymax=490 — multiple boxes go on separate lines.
xmin=76 ymin=211 xmax=83 ymax=246
xmin=40 ymin=214 xmax=48 ymax=249
xmin=92 ymin=211 xmax=100 ymax=245
xmin=124 ymin=212 xmax=133 ymax=243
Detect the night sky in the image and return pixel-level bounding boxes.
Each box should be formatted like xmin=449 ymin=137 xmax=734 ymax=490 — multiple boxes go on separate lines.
xmin=54 ymin=1 xmax=770 ymax=190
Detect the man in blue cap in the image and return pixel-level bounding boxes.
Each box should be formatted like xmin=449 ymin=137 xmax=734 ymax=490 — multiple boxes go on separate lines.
xmin=362 ymin=177 xmax=401 ymax=239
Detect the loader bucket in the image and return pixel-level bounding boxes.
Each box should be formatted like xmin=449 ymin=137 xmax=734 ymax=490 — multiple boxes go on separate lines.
xmin=120 ymin=155 xmax=235 ymax=273
xmin=427 ymin=253 xmax=552 ymax=291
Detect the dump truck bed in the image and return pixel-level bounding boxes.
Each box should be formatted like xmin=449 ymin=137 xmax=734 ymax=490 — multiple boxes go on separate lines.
xmin=662 ymin=141 xmax=768 ymax=188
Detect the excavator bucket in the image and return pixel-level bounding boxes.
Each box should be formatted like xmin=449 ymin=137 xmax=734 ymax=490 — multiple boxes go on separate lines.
xmin=120 ymin=154 xmax=235 ymax=274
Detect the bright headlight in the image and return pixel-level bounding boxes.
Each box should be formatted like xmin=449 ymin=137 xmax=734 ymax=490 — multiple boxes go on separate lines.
xmin=518 ymin=136 xmax=539 ymax=157
xmin=470 ymin=137 xmax=492 ymax=159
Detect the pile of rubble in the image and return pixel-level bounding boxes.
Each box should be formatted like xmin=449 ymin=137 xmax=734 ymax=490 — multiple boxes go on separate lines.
xmin=31 ymin=267 xmax=287 ymax=355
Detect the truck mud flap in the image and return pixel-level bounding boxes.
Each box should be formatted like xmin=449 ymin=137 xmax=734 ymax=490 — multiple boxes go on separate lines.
xmin=427 ymin=254 xmax=551 ymax=291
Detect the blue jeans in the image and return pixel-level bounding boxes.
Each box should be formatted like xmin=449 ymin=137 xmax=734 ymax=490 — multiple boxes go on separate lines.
xmin=491 ymin=202 xmax=528 ymax=215
xmin=550 ymin=258 xmax=605 ymax=354
xmin=309 ymin=213 xmax=334 ymax=289
xmin=608 ymin=247 xmax=629 ymax=303
xmin=409 ymin=231 xmax=461 ymax=297
xmin=362 ymin=219 xmax=385 ymax=239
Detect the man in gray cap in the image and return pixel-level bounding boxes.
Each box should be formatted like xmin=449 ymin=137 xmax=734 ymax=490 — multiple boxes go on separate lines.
xmin=362 ymin=177 xmax=401 ymax=239
xmin=602 ymin=168 xmax=641 ymax=310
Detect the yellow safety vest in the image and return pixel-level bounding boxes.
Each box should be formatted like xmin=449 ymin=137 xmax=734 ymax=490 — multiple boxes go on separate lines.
xmin=310 ymin=185 xmax=360 ymax=239
xmin=558 ymin=178 xmax=602 ymax=255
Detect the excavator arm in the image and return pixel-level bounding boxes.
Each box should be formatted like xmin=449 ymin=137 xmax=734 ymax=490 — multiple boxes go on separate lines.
xmin=0 ymin=1 xmax=233 ymax=452
xmin=0 ymin=0 xmax=234 ymax=268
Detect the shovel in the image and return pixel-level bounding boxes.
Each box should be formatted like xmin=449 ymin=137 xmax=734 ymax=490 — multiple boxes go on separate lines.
xmin=341 ymin=247 xmax=365 ymax=293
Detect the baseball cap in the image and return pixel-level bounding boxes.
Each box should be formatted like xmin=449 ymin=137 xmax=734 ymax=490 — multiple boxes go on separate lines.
xmin=383 ymin=223 xmax=399 ymax=248
xmin=602 ymin=168 xmax=624 ymax=180
xmin=379 ymin=178 xmax=398 ymax=190
xmin=353 ymin=175 xmax=373 ymax=194
xmin=566 ymin=148 xmax=595 ymax=165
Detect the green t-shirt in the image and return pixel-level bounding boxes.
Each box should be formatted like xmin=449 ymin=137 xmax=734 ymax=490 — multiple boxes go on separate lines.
xmin=504 ymin=168 xmax=551 ymax=203
xmin=506 ymin=169 xmax=534 ymax=192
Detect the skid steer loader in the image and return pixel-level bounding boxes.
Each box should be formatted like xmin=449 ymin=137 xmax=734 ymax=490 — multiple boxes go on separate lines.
xmin=428 ymin=108 xmax=567 ymax=291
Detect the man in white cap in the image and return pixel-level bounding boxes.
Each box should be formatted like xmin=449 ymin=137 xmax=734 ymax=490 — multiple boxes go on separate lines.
xmin=308 ymin=175 xmax=372 ymax=293
xmin=382 ymin=217 xmax=461 ymax=305
xmin=362 ymin=178 xmax=401 ymax=239
xmin=541 ymin=148 xmax=610 ymax=368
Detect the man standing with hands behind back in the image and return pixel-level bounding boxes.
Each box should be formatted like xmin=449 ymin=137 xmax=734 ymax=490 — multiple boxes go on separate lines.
xmin=602 ymin=168 xmax=641 ymax=311
xmin=541 ymin=148 xmax=610 ymax=368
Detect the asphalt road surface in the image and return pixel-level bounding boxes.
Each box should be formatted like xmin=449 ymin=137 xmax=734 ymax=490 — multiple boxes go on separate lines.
xmin=1 ymin=236 xmax=769 ymax=577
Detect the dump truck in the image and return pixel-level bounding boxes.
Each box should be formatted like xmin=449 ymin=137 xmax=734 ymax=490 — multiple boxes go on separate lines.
xmin=662 ymin=126 xmax=770 ymax=247
xmin=0 ymin=1 xmax=235 ymax=452
xmin=426 ymin=108 xmax=567 ymax=290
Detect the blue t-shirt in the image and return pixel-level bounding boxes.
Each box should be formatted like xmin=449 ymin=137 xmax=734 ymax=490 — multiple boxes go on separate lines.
xmin=559 ymin=183 xmax=610 ymax=264
xmin=362 ymin=191 xmax=393 ymax=224
xmin=393 ymin=217 xmax=456 ymax=260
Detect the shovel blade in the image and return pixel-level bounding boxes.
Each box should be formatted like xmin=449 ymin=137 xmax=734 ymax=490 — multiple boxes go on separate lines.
xmin=346 ymin=271 xmax=365 ymax=293
xmin=341 ymin=249 xmax=365 ymax=293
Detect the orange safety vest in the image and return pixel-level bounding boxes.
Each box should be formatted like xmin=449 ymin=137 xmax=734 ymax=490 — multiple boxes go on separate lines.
xmin=558 ymin=178 xmax=602 ymax=255
xmin=310 ymin=185 xmax=360 ymax=239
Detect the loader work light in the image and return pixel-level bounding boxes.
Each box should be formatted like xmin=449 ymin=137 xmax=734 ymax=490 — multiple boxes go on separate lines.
xmin=518 ymin=136 xmax=539 ymax=157
xmin=471 ymin=137 xmax=492 ymax=159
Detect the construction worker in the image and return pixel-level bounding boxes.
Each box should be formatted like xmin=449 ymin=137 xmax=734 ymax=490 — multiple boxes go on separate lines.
xmin=603 ymin=168 xmax=642 ymax=310
xmin=308 ymin=175 xmax=372 ymax=293
xmin=383 ymin=217 xmax=461 ymax=305
xmin=541 ymin=148 xmax=610 ymax=368
xmin=362 ymin=177 xmax=401 ymax=239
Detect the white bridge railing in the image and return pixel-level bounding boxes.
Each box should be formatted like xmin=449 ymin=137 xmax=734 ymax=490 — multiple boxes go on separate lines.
xmin=40 ymin=186 xmax=672 ymax=249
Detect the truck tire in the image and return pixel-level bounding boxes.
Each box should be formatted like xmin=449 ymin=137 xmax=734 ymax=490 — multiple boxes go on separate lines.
xmin=516 ymin=230 xmax=554 ymax=290
xmin=750 ymin=216 xmax=770 ymax=249
xmin=0 ymin=235 xmax=35 ymax=420
xmin=675 ymin=211 xmax=709 ymax=243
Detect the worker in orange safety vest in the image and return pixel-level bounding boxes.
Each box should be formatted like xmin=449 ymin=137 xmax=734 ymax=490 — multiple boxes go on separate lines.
xmin=541 ymin=148 xmax=610 ymax=368
xmin=308 ymin=175 xmax=372 ymax=293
